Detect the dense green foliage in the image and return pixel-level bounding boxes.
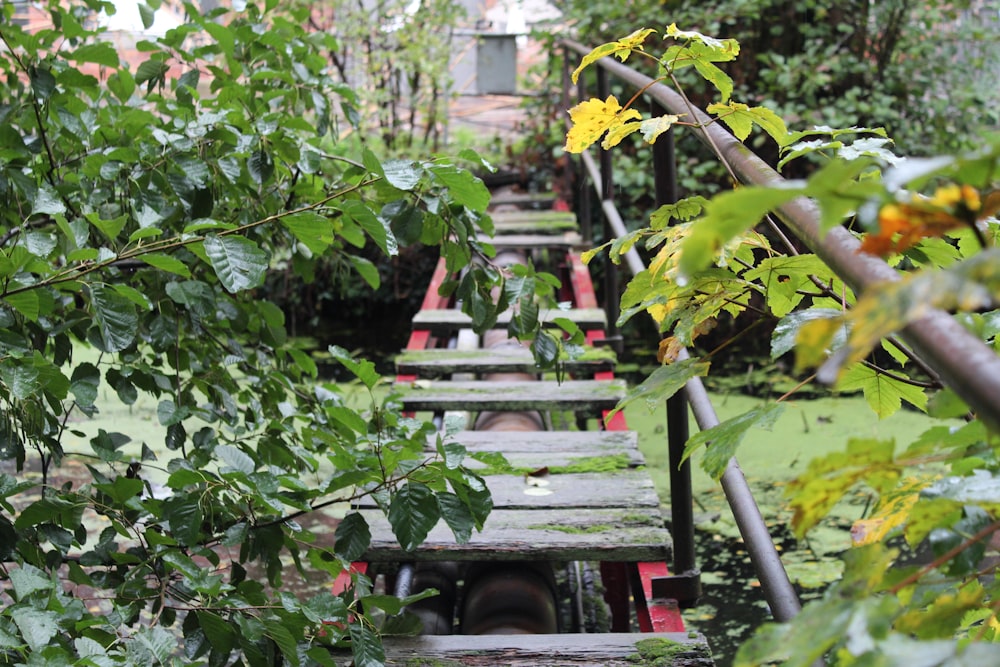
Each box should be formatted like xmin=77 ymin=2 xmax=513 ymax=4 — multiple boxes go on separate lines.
xmin=568 ymin=25 xmax=1000 ymax=666
xmin=0 ymin=1 xmax=541 ymax=664
xmin=561 ymin=0 xmax=998 ymax=158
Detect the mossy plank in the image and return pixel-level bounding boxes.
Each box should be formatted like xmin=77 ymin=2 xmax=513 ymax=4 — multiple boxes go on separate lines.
xmin=353 ymin=507 xmax=671 ymax=563
xmin=437 ymin=429 xmax=638 ymax=454
xmin=395 ymin=379 xmax=626 ymax=412
xmin=329 ymin=633 xmax=714 ymax=665
xmin=485 ymin=231 xmax=583 ymax=248
xmin=396 ymin=346 xmax=616 ymax=377
xmin=411 ymin=307 xmax=607 ymax=334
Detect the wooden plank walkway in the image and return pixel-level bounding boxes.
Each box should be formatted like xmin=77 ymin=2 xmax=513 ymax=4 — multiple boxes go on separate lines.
xmin=333 ymin=633 xmax=714 ymax=665
xmin=410 ymin=306 xmax=607 ymax=334
xmin=393 ymin=379 xmax=626 ymax=413
xmin=338 ymin=200 xmax=713 ymax=664
xmin=396 ymin=346 xmax=616 ymax=376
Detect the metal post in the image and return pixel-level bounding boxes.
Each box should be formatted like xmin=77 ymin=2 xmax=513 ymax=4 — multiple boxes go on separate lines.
xmin=652 ymin=115 xmax=700 ymax=606
xmin=576 ymin=73 xmax=593 ymax=245
xmin=561 ymin=46 xmax=576 ymax=213
xmin=596 ymin=68 xmax=620 ymax=347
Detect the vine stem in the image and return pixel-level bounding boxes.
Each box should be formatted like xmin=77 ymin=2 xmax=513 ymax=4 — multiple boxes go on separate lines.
xmin=889 ymin=518 xmax=1000 ymax=595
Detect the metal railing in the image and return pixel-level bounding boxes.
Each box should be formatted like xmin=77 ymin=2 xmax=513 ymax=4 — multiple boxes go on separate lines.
xmin=559 ymin=38 xmax=1000 ymax=626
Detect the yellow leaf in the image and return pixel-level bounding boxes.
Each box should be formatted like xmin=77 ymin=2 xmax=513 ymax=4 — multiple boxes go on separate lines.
xmin=849 ymin=476 xmax=927 ymax=546
xmin=602 ymin=120 xmax=642 ymax=149
xmin=571 ymin=28 xmax=656 ymax=84
xmin=638 ymin=114 xmax=683 ymax=144
xmin=794 ymin=315 xmax=844 ymax=372
xmin=564 ymin=96 xmax=642 ymax=154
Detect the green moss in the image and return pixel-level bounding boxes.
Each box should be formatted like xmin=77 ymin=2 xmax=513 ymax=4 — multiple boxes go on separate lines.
xmin=627 ymin=637 xmax=711 ymax=666
xmin=548 ymin=454 xmax=634 ymax=474
xmin=527 ymin=523 xmax=613 ymax=534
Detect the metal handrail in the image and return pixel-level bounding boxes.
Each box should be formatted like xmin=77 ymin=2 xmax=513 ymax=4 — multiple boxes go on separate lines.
xmin=561 ymin=36 xmax=1000 ymax=628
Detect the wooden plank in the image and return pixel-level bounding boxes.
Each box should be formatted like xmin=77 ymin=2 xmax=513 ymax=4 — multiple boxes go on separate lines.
xmin=485 ymin=211 xmax=579 ymax=235
xmin=394 ymin=379 xmax=626 ymax=412
xmin=437 ymin=430 xmax=644 ymax=467
xmin=396 ymin=346 xmax=616 ymax=377
xmin=356 ymin=470 xmax=659 ymax=512
xmin=411 ymin=307 xmax=607 ymax=334
xmin=485 ymin=232 xmax=583 ymax=248
xmin=488 ymin=191 xmax=557 ymax=208
xmin=354 ymin=507 xmax=670 ymax=563
xmin=331 ymin=633 xmax=714 ymax=666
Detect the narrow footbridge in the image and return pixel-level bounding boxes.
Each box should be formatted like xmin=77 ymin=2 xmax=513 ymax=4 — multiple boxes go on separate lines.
xmin=334 ymin=199 xmax=716 ymax=665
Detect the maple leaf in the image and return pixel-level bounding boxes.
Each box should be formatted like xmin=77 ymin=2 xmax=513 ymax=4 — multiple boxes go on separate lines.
xmin=564 ymin=96 xmax=642 ymax=154
xmin=570 ymin=28 xmax=656 ymax=84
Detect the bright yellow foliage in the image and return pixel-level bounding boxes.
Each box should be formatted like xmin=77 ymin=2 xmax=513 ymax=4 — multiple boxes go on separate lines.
xmin=564 ymin=96 xmax=641 ymax=154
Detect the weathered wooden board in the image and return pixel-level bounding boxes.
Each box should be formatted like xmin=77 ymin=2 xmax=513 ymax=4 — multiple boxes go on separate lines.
xmin=490 ymin=210 xmax=578 ymax=228
xmin=355 ymin=507 xmax=670 ymax=563
xmin=485 ymin=231 xmax=583 ymax=248
xmin=435 ymin=430 xmax=645 ymax=468
xmin=488 ymin=191 xmax=557 ymax=208
xmin=411 ymin=307 xmax=607 ymax=334
xmin=357 ymin=470 xmax=659 ymax=511
xmin=331 ymin=633 xmax=714 ymax=666
xmin=396 ymin=346 xmax=616 ymax=377
xmin=395 ymin=379 xmax=626 ymax=412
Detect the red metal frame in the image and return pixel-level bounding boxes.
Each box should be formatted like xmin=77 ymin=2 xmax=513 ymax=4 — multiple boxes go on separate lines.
xmin=565 ymin=249 xmax=685 ymax=633
xmin=338 ymin=248 xmax=684 ymax=635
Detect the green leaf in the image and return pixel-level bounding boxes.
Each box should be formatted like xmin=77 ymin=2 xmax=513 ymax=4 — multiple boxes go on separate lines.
xmin=249 ymin=149 xmax=274 ymax=184
xmin=69 ymin=42 xmax=120 ymax=67
xmin=387 ymin=482 xmax=439 ymax=551
xmin=685 ymin=403 xmax=785 ymax=480
xmin=30 ymin=66 xmax=56 ymax=102
xmin=334 ymin=511 xmax=371 ymax=562
xmin=341 ymin=199 xmax=398 ymax=257
xmin=133 ymin=626 xmax=176 ymax=665
xmin=679 ymin=186 xmax=804 ymax=279
xmin=134 ymin=58 xmax=169 ymax=90
xmin=11 ymin=608 xmax=58 ymax=652
xmin=31 ymin=183 xmax=66 ymax=217
xmin=606 ymin=358 xmax=711 ymax=423
xmin=4 ymin=290 xmax=40 ymax=321
xmin=328 ymin=345 xmax=380 ymax=389
xmin=282 ymin=211 xmax=334 ymax=255
xmin=9 ymin=563 xmax=52 ymax=600
xmin=836 ymin=364 xmax=927 ymax=418
xmin=141 ymin=252 xmax=192 ymax=277
xmin=349 ymin=621 xmax=385 ymax=667
xmin=428 ymin=164 xmax=490 ymax=213
xmin=216 ymin=444 xmax=255 ymax=474
xmin=90 ymin=284 xmax=138 ymax=352
xmin=437 ymin=491 xmax=474 ymax=543
xmin=70 ymin=363 xmax=100 ymax=407
xmin=203 ymin=235 xmax=269 ymax=293
xmin=382 ymin=160 xmax=422 ymax=191
xmin=162 ymin=495 xmax=203 ymax=546
xmin=708 ymin=102 xmax=788 ymax=144
xmin=771 ymin=308 xmax=846 ymax=359
xmin=196 ymin=611 xmax=237 ymax=655
xmin=349 ymin=255 xmax=380 ymax=289
xmin=571 ymin=28 xmax=656 ymax=83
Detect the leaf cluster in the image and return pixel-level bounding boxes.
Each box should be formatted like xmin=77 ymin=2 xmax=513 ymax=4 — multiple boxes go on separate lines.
xmin=0 ymin=2 xmax=522 ymax=664
xmin=570 ymin=21 xmax=1000 ymax=665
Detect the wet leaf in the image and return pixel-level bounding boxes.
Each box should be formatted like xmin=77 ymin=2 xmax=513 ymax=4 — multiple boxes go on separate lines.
xmin=387 ymin=482 xmax=439 ymax=551
xmin=203 ymin=235 xmax=270 ymax=293
xmin=686 ymin=403 xmax=785 ymax=480
xmin=564 ymin=96 xmax=642 ymax=154
xmin=570 ymin=28 xmax=656 ymax=83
